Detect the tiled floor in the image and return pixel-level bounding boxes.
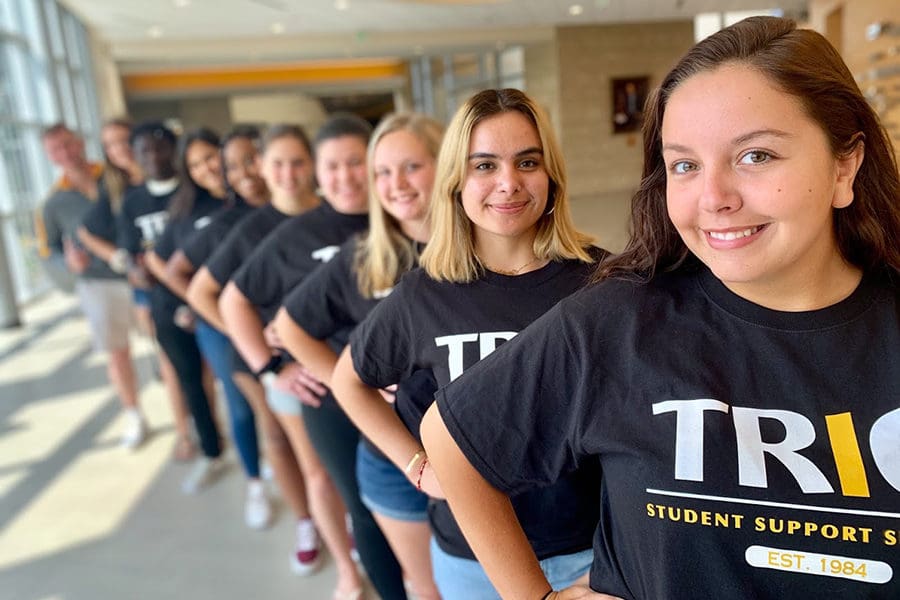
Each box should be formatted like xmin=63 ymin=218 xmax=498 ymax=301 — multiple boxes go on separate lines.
xmin=0 ymin=291 xmax=368 ymax=599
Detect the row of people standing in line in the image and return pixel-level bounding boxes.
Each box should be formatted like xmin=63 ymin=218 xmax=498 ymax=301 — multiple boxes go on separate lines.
xmin=37 ymin=14 xmax=900 ymax=600
xmin=63 ymin=86 xmax=604 ymax=600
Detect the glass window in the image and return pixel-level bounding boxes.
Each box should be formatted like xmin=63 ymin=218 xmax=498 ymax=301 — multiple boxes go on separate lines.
xmin=0 ymin=0 xmax=102 ymax=303
xmin=0 ymin=0 xmax=16 ymax=32
xmin=42 ymin=0 xmax=64 ymax=60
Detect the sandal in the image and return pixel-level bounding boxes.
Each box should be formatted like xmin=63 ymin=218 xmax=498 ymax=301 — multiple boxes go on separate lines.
xmin=172 ymin=435 xmax=197 ymax=462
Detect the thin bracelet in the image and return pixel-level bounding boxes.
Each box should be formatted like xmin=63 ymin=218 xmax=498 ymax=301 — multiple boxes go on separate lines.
xmin=404 ymin=450 xmax=426 ymax=475
xmin=540 ymin=590 xmax=557 ymax=600
xmin=415 ymin=457 xmax=429 ymax=490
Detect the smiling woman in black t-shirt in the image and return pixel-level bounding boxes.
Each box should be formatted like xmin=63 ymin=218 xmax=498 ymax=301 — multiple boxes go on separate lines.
xmin=421 ymin=17 xmax=900 ymax=600
xmin=273 ymin=112 xmax=445 ymax=600
xmin=220 ymin=115 xmax=410 ymax=600
xmin=329 ymin=89 xmax=602 ymax=600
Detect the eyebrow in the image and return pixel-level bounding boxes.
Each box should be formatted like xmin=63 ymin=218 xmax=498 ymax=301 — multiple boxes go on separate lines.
xmin=468 ymin=146 xmax=543 ymax=161
xmin=662 ymin=128 xmax=794 ymax=154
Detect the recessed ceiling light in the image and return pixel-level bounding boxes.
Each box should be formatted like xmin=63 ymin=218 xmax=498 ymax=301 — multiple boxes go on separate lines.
xmin=335 ymin=0 xmax=349 ymax=10
xmin=569 ymin=4 xmax=584 ymax=16
xmin=147 ymin=25 xmax=163 ymax=38
xmin=173 ymin=0 xmax=190 ymax=7
xmin=270 ymin=22 xmax=285 ymax=34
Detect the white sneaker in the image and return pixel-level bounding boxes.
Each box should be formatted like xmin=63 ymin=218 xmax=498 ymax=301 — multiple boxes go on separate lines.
xmin=120 ymin=411 xmax=147 ymax=450
xmin=290 ymin=518 xmax=321 ymax=575
xmin=181 ymin=456 xmax=224 ymax=495
xmin=244 ymin=480 xmax=272 ymax=530
xmin=260 ymin=460 xmax=274 ymax=482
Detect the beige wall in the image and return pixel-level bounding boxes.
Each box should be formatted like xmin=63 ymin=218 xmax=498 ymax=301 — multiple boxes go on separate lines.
xmin=229 ymin=92 xmax=328 ymax=135
xmin=525 ymin=21 xmax=694 ymax=251
xmin=88 ymin=32 xmax=127 ymax=120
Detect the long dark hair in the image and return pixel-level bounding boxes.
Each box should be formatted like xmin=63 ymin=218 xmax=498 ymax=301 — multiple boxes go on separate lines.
xmin=169 ymin=127 xmax=221 ymax=218
xmin=595 ymin=16 xmax=900 ymax=283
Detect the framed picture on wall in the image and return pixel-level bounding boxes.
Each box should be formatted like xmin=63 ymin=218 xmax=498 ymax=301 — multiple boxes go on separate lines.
xmin=611 ymin=76 xmax=649 ymax=134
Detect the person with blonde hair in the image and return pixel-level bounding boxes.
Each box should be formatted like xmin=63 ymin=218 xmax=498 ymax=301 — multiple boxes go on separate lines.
xmin=331 ymin=89 xmax=605 ymax=599
xmin=221 ymin=114 xmax=409 ymax=600
xmin=274 ymin=112 xmax=445 ymax=600
xmin=422 ymin=17 xmax=900 ymax=600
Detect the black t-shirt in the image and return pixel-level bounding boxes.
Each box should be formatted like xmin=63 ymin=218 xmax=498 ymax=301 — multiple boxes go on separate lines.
xmin=231 ymin=202 xmax=369 ymax=325
xmin=81 ymin=182 xmax=141 ymax=245
xmin=151 ymin=190 xmax=223 ymax=320
xmin=204 ymin=204 xmax=290 ymax=286
xmin=116 ymin=184 xmax=177 ymax=254
xmin=181 ymin=200 xmax=253 ymax=268
xmin=350 ymin=252 xmax=604 ymax=560
xmin=438 ymin=266 xmax=900 ymax=599
xmin=282 ymin=234 xmax=435 ymax=458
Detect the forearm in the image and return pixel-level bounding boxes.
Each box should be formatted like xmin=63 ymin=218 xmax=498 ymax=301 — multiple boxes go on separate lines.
xmin=186 ymin=267 xmax=227 ymax=332
xmin=273 ymin=307 xmax=338 ymax=386
xmin=77 ymin=227 xmax=116 ymax=262
xmin=331 ymin=347 xmax=423 ymax=471
xmin=144 ymin=251 xmax=168 ymax=286
xmin=219 ymin=281 xmax=273 ymax=372
xmin=162 ymin=250 xmax=194 ymax=301
xmin=421 ymin=403 xmax=550 ymax=600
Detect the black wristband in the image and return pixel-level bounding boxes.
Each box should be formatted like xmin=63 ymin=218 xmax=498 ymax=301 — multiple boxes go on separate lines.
xmin=540 ymin=590 xmax=555 ymax=600
xmin=253 ymin=353 xmax=285 ymax=379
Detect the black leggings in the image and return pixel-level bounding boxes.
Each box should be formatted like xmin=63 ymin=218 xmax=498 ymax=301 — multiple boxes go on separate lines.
xmin=302 ymin=400 xmax=407 ymax=600
xmin=153 ymin=316 xmax=222 ymax=458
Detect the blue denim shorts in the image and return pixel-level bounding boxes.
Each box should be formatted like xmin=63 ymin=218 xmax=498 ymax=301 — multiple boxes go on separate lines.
xmin=132 ymin=288 xmax=151 ymax=308
xmin=356 ymin=441 xmax=428 ymax=522
xmin=263 ymin=377 xmax=302 ymax=416
xmin=430 ymin=538 xmax=592 ymax=600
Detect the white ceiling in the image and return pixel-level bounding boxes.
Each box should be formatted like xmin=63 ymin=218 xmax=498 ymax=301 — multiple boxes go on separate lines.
xmin=62 ymin=0 xmax=809 ymax=71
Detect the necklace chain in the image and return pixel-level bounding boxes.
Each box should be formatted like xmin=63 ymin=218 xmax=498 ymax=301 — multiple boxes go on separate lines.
xmin=479 ymin=255 xmax=541 ymax=276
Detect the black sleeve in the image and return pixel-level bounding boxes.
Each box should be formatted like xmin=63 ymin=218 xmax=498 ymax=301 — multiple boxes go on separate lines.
xmin=348 ymin=281 xmax=416 ymax=389
xmin=81 ymin=194 xmax=116 ymax=242
xmin=153 ymin=221 xmax=177 ymax=261
xmin=282 ymin=244 xmax=356 ymax=340
xmin=182 ymin=223 xmax=218 ymax=268
xmin=230 ymin=232 xmax=284 ymax=310
xmin=435 ymin=301 xmax=587 ymax=495
xmin=205 ymin=226 xmax=251 ymax=285
xmin=116 ymin=200 xmax=140 ymax=254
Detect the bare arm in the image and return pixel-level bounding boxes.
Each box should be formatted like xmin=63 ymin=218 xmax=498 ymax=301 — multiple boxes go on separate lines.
xmin=421 ymin=402 xmax=550 ymax=599
xmin=331 ymin=347 xmax=442 ymax=496
xmin=219 ymin=280 xmax=274 ymax=374
xmin=185 ymin=267 xmax=226 ymax=332
xmin=144 ymin=250 xmax=168 ymax=289
xmin=77 ymin=226 xmax=117 ymax=262
xmin=163 ymin=249 xmax=195 ymax=301
xmin=273 ymin=306 xmax=339 ymax=386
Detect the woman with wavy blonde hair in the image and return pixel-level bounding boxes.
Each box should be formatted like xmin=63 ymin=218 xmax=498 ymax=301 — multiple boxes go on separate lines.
xmin=329 ymin=89 xmax=605 ymax=599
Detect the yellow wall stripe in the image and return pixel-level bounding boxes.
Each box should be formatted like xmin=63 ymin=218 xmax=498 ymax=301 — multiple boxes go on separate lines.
xmin=123 ymin=60 xmax=407 ymax=94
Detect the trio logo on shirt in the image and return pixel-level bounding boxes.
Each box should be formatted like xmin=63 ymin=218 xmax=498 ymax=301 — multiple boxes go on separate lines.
xmin=134 ymin=211 xmax=168 ymax=242
xmin=653 ymin=400 xmax=900 ymax=496
xmin=194 ymin=216 xmax=212 ymax=230
xmin=434 ymin=331 xmax=517 ymax=381
xmin=311 ymin=245 xmax=341 ymax=263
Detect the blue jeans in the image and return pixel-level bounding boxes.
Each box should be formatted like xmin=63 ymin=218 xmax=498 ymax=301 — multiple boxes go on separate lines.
xmin=430 ymin=538 xmax=592 ymax=600
xmin=194 ymin=320 xmax=260 ymax=478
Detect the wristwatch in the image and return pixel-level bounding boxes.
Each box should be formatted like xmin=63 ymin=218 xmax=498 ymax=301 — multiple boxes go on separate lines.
xmin=254 ymin=354 xmax=285 ymax=380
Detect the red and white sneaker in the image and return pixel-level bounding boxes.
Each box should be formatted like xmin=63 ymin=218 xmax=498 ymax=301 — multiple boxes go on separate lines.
xmin=290 ymin=518 xmax=321 ymax=575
